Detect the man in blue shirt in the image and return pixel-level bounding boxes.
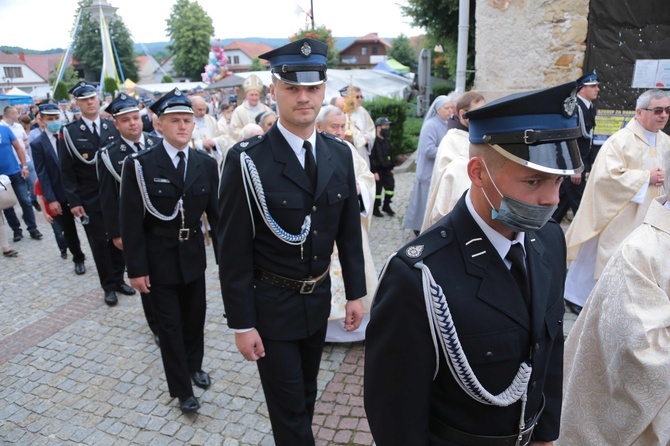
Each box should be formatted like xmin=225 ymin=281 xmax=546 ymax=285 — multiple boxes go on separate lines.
xmin=0 ymin=125 xmax=41 ymax=241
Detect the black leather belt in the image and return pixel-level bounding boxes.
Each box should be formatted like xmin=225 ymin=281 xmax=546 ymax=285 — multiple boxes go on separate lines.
xmin=253 ymin=267 xmax=329 ymax=294
xmin=147 ymin=226 xmax=200 ymax=241
xmin=429 ymin=398 xmax=545 ymax=446
xmin=483 ymin=127 xmax=582 ymax=145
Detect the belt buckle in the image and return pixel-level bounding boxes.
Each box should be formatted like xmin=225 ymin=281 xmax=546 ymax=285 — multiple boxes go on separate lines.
xmin=523 ymin=129 xmax=536 ymax=144
xmin=178 ymin=228 xmax=190 ymax=242
xmin=300 ymin=279 xmax=317 ymax=294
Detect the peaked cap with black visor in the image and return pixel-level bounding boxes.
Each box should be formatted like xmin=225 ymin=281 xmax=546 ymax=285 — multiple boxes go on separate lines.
xmin=259 ymin=38 xmax=328 ymax=86
xmin=465 ymin=81 xmax=584 ymax=175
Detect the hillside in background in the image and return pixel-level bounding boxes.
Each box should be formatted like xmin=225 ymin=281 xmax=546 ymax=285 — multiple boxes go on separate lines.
xmin=1 ymin=36 xmax=384 ymax=59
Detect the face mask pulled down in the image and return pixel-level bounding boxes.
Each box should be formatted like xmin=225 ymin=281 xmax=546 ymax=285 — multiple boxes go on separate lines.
xmin=480 ymin=159 xmax=557 ymax=232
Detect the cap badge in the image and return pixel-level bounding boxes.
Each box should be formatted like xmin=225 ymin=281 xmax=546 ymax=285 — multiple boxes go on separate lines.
xmin=175 ymin=89 xmax=182 ymax=96
xmin=406 ymin=245 xmax=424 ymax=258
xmin=240 ymin=141 xmax=249 ymax=148
xmin=562 ymin=90 xmax=577 ymax=118
xmin=120 ymin=93 xmax=127 ymax=100
xmin=301 ymin=42 xmax=311 ymax=57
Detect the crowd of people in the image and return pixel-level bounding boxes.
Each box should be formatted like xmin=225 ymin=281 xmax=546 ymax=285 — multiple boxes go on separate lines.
xmin=3 ymin=37 xmax=670 ymax=444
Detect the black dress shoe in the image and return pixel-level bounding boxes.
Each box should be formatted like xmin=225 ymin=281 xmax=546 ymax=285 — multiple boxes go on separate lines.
xmin=117 ymin=283 xmax=136 ymax=295
xmin=178 ymin=396 xmax=200 ymax=413
xmin=565 ymin=299 xmax=582 ymax=315
xmin=191 ymin=370 xmax=211 ymax=389
xmin=74 ymin=262 xmax=86 ymax=275
xmin=29 ymin=230 xmax=43 ymax=240
xmin=60 ymin=249 xmax=68 ymax=259
xmin=373 ymin=208 xmax=384 ymax=217
xmin=13 ymin=232 xmax=22 ymax=242
xmin=154 ymin=335 xmax=160 ymax=348
xmin=104 ymin=290 xmax=118 ymax=306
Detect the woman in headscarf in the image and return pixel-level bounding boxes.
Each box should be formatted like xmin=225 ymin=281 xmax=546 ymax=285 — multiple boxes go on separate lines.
xmin=403 ymin=95 xmax=455 ymax=235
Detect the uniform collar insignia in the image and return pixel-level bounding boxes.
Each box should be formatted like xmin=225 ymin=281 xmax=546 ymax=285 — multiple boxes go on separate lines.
xmin=102 ymin=122 xmax=108 ymax=130
xmin=120 ymin=144 xmax=126 ymax=152
xmin=301 ymin=42 xmax=311 ymax=57
xmin=240 ymin=141 xmax=249 ymax=148
xmin=80 ymin=124 xmax=86 ymax=131
xmin=147 ymin=138 xmax=154 ymax=145
xmin=406 ymin=245 xmax=424 ymax=258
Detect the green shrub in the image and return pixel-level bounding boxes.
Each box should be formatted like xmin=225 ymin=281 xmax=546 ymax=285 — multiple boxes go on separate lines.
xmin=53 ymin=81 xmax=69 ymax=101
xmin=432 ymin=82 xmax=454 ymax=99
xmin=103 ymin=77 xmax=118 ymax=96
xmin=365 ymin=97 xmax=407 ymax=159
xmin=402 ymin=116 xmax=423 ymax=154
xmin=162 ymin=75 xmax=173 ymax=83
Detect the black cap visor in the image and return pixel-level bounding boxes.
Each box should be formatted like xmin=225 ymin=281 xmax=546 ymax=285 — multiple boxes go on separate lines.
xmin=272 ymin=69 xmax=326 ymax=86
xmin=490 ymin=139 xmax=583 ymax=175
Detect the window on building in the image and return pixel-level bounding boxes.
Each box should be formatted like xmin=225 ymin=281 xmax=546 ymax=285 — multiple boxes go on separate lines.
xmin=361 ymin=47 xmax=367 ymax=56
xmin=3 ymin=66 xmax=23 ymax=79
xmin=231 ymin=56 xmax=240 ymax=65
xmin=372 ymin=46 xmax=379 ymax=55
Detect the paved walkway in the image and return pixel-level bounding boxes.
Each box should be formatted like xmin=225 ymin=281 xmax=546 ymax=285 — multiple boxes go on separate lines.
xmin=0 ymin=171 xmax=575 ymax=445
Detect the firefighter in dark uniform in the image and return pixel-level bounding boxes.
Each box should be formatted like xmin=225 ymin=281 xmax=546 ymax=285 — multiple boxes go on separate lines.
xmin=369 ymin=116 xmax=396 ymax=217
xmin=552 ymin=70 xmax=600 ymax=224
xmin=119 ymin=88 xmax=219 ymax=414
xmin=59 ymin=81 xmax=134 ymax=306
xmin=365 ymin=82 xmax=584 ymax=446
xmin=217 ymin=38 xmax=367 ymax=446
xmin=97 ymin=93 xmax=161 ymax=344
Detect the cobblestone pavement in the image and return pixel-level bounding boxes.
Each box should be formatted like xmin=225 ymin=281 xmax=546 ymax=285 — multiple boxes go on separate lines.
xmin=0 ymin=170 xmax=576 ymax=445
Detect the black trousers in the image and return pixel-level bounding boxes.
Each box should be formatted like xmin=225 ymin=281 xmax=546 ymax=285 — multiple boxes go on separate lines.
xmin=375 ymin=170 xmax=395 ymax=199
xmin=552 ymin=174 xmax=586 ymax=224
xmin=81 ymin=210 xmax=125 ymax=292
xmin=57 ymin=202 xmax=85 ymax=263
xmin=150 ymin=276 xmax=206 ymax=398
xmin=256 ymin=324 xmax=327 ymax=446
xmin=140 ymin=292 xmax=158 ymax=336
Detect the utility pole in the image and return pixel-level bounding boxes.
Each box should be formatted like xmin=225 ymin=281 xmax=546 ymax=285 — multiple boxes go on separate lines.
xmin=310 ymin=0 xmax=315 ymax=30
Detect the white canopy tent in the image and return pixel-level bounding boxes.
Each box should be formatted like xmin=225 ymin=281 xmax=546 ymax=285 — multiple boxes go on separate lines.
xmin=132 ymin=81 xmax=208 ymax=96
xmin=210 ymin=69 xmax=412 ymax=104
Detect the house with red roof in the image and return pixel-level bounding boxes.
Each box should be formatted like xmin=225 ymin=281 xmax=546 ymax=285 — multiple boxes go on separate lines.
xmin=0 ymin=52 xmax=49 ymax=94
xmin=338 ymin=33 xmax=392 ymax=69
xmin=223 ymin=41 xmax=272 ymax=73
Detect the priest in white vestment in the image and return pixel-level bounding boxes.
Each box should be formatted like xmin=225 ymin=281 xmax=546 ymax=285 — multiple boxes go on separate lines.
xmin=316 ymin=106 xmax=377 ymax=342
xmin=229 ymin=74 xmax=272 ymax=142
xmin=564 ymin=89 xmax=670 ymax=312
xmin=559 ymin=177 xmax=670 ymax=445
xmin=190 ymin=96 xmax=231 ymax=167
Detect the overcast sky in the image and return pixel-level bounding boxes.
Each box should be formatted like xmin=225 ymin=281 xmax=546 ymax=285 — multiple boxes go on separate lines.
xmin=0 ymin=0 xmax=423 ymax=51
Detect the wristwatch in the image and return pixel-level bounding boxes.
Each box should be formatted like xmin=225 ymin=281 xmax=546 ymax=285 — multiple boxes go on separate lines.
xmin=21 ymin=165 xmax=28 ymax=169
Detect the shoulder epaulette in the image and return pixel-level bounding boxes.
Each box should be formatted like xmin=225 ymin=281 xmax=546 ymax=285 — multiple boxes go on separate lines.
xmin=396 ymin=224 xmax=453 ymax=265
xmin=236 ymin=133 xmax=265 ymax=151
xmin=130 ymin=147 xmax=153 ymax=159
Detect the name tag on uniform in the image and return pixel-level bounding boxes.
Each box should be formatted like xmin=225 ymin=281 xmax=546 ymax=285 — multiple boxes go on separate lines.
xmin=153 ymin=178 xmax=170 ymax=183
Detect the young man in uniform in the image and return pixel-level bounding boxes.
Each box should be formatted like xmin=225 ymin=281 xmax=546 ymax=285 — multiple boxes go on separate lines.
xmin=97 ymin=94 xmax=161 ymax=344
xmin=365 ymin=82 xmax=584 ymax=446
xmin=217 ymin=39 xmax=366 ymax=445
xmin=59 ymin=81 xmax=132 ymax=306
xmin=120 ymin=89 xmax=219 ymax=413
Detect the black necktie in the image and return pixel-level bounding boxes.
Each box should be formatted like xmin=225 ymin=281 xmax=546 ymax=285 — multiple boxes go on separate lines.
xmin=90 ymin=121 xmax=100 ymax=147
xmin=134 ymin=142 xmax=142 ymax=152
xmin=176 ymin=151 xmax=186 ymax=183
xmin=303 ymin=140 xmax=317 ymax=189
xmin=506 ymin=243 xmax=530 ymax=308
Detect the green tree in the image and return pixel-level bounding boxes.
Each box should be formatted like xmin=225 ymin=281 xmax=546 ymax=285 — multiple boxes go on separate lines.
xmin=249 ymin=57 xmax=263 ymax=71
xmin=388 ymin=34 xmax=415 ymax=68
xmin=161 ymin=75 xmax=173 ymax=83
xmin=166 ymin=0 xmax=215 ymax=80
xmin=402 ymin=0 xmax=476 ymax=83
xmin=54 ymin=81 xmax=70 ymax=101
xmin=72 ymin=0 xmax=139 ymax=82
xmin=290 ymin=25 xmax=338 ymax=68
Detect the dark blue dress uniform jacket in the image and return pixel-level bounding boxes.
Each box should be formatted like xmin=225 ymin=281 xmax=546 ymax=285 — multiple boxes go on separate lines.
xmin=365 ymin=195 xmax=565 ymax=445
xmin=217 ymin=124 xmax=367 ymax=341
xmin=119 ymin=144 xmax=219 ymax=285
xmin=59 ymin=118 xmax=119 ymax=212
xmin=97 ymin=132 xmax=160 ymax=239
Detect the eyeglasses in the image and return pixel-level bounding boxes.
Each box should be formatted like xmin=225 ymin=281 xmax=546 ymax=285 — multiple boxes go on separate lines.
xmin=641 ymin=107 xmax=670 ymax=116
xmin=356 ymin=95 xmax=363 ymax=99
